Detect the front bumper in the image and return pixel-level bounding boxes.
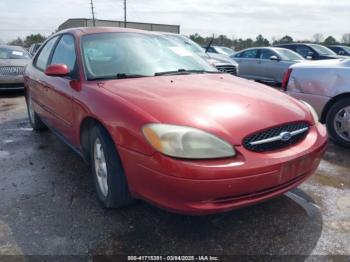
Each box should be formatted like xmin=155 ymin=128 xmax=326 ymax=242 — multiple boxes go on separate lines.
xmin=118 ymin=124 xmax=328 ymax=215
xmin=0 ymin=75 xmax=24 ymax=90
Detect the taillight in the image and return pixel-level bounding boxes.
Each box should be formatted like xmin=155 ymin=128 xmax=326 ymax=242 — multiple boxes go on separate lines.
xmin=281 ymin=68 xmax=292 ymax=91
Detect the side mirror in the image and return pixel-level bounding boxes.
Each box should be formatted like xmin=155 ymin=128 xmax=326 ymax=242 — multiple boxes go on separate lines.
xmin=339 ymin=51 xmax=345 ymax=55
xmin=45 ymin=64 xmax=70 ymax=77
xmin=306 ymin=56 xmax=313 ymax=60
xmin=270 ymin=55 xmax=280 ymax=61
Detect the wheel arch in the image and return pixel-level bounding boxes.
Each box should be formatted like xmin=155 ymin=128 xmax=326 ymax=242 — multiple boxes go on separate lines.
xmin=321 ymin=92 xmax=350 ymax=123
xmin=79 ymin=116 xmax=112 ymax=162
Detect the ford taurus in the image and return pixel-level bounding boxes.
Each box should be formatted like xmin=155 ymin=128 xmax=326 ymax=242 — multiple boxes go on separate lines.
xmin=24 ymin=27 xmax=327 ymax=215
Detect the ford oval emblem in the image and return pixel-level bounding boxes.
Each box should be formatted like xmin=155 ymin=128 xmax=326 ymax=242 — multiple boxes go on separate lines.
xmin=280 ymin=131 xmax=292 ymax=142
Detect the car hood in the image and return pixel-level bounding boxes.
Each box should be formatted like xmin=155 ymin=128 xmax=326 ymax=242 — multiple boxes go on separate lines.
xmin=103 ymin=74 xmax=311 ymax=145
xmin=208 ymin=53 xmax=239 ymax=66
xmin=0 ymin=59 xmax=30 ymax=67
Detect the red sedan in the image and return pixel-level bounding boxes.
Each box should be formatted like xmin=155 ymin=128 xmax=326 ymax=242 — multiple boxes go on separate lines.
xmin=24 ymin=27 xmax=327 ymax=215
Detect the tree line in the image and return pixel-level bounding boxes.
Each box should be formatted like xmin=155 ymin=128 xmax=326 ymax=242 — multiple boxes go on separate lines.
xmin=5 ymin=34 xmax=47 ymax=48
xmin=190 ymin=33 xmax=350 ymax=51
xmin=3 ymin=32 xmax=350 ymax=51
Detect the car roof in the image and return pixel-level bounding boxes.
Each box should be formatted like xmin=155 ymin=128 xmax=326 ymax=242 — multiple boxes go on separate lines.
xmin=56 ymin=26 xmax=160 ymax=37
xmin=236 ymin=46 xmax=290 ymax=52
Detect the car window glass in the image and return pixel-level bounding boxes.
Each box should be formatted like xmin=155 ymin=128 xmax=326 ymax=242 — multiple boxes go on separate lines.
xmin=295 ymin=46 xmax=313 ymax=57
xmin=35 ymin=36 xmax=59 ymax=70
xmin=259 ymin=49 xmax=276 ymax=59
xmin=50 ymin=35 xmax=77 ymax=71
xmin=240 ymin=49 xmax=257 ymax=58
xmin=0 ymin=47 xmax=30 ymax=59
xmin=81 ymin=32 xmax=217 ymax=80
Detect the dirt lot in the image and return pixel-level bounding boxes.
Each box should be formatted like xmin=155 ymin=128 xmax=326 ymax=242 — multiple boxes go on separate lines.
xmin=0 ymin=91 xmax=349 ymax=260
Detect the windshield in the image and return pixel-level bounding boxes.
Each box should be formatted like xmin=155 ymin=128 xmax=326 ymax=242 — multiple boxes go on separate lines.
xmin=163 ymin=34 xmax=204 ymax=54
xmin=342 ymin=46 xmax=350 ymax=53
xmin=215 ymin=46 xmax=235 ymax=56
xmin=277 ymin=49 xmax=304 ymax=60
xmin=81 ymin=33 xmax=217 ymax=80
xmin=309 ymin=44 xmax=337 ymax=56
xmin=0 ymin=47 xmax=30 ymax=59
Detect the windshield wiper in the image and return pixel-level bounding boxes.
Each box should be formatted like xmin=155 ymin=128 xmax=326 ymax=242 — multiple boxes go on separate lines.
xmin=154 ymin=69 xmax=220 ymax=76
xmin=88 ymin=73 xmax=148 ymax=81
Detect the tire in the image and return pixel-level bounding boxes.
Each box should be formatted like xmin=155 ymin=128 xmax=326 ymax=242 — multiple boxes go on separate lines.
xmin=25 ymin=92 xmax=47 ymax=131
xmin=90 ymin=124 xmax=133 ymax=208
xmin=326 ymin=98 xmax=350 ymax=148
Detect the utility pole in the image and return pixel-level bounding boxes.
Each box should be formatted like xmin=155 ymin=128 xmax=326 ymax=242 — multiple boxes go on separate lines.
xmin=124 ymin=0 xmax=127 ymax=28
xmin=90 ymin=0 xmax=96 ymax=27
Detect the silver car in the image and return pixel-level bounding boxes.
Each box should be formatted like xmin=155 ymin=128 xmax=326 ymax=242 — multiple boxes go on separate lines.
xmin=161 ymin=33 xmax=239 ymax=76
xmin=0 ymin=45 xmax=31 ymax=90
xmin=285 ymin=58 xmax=350 ymax=147
xmin=232 ymin=47 xmax=304 ymax=84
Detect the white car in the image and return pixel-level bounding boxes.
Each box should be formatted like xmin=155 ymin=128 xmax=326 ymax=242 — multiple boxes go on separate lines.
xmin=284 ymin=58 xmax=350 ymax=147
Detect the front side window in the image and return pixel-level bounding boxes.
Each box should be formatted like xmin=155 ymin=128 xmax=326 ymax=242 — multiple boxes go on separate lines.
xmin=0 ymin=47 xmax=30 ymax=59
xmin=35 ymin=36 xmax=59 ymax=70
xmin=50 ymin=35 xmax=77 ymax=72
xmin=276 ymin=49 xmax=304 ymax=60
xmin=81 ymin=33 xmax=217 ymax=80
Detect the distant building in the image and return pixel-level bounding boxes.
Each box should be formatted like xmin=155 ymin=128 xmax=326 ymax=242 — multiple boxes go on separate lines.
xmin=58 ymin=18 xmax=180 ymax=34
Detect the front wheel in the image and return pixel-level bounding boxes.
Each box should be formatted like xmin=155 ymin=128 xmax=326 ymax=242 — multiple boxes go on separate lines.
xmin=326 ymin=98 xmax=350 ymax=148
xmin=90 ymin=124 xmax=133 ymax=208
xmin=25 ymin=92 xmax=46 ymax=131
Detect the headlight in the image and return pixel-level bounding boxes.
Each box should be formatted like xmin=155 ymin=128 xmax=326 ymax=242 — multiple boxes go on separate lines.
xmin=300 ymin=100 xmax=319 ymax=124
xmin=142 ymin=124 xmax=235 ymax=159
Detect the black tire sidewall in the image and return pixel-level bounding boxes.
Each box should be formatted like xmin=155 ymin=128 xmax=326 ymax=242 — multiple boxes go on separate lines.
xmin=90 ymin=124 xmax=132 ymax=208
xmin=326 ymin=98 xmax=350 ymax=148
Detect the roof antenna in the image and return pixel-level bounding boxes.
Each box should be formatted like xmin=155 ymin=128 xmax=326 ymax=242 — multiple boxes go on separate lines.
xmin=90 ymin=0 xmax=96 ymax=27
xmin=205 ymin=34 xmax=214 ymax=53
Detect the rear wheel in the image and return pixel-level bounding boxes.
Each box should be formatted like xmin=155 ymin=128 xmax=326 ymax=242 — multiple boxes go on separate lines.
xmin=25 ymin=92 xmax=46 ymax=131
xmin=90 ymin=124 xmax=133 ymax=208
xmin=326 ymin=98 xmax=350 ymax=148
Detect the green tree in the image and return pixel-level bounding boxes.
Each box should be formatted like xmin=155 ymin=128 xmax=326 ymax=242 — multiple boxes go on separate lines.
xmin=254 ymin=34 xmax=270 ymax=47
xmin=8 ymin=37 xmax=24 ymax=46
xmin=323 ymin=36 xmax=337 ymax=45
xmin=24 ymin=34 xmax=46 ymax=48
xmin=276 ymin=35 xmax=294 ymax=44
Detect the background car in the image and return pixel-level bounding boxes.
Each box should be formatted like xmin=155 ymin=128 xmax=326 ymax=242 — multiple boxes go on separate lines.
xmin=204 ymin=45 xmax=235 ymax=56
xmin=28 ymin=43 xmax=42 ymax=56
xmin=0 ymin=45 xmax=31 ymax=90
xmin=327 ymin=45 xmax=350 ymax=56
xmin=283 ymin=58 xmax=350 ymax=147
xmin=275 ymin=43 xmax=341 ymax=60
xmin=231 ymin=47 xmax=304 ymax=85
xmin=24 ymin=27 xmax=327 ymax=215
xmin=163 ymin=33 xmax=239 ymax=75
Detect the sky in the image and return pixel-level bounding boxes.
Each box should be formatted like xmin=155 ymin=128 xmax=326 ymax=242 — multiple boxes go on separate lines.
xmin=0 ymin=0 xmax=350 ymax=42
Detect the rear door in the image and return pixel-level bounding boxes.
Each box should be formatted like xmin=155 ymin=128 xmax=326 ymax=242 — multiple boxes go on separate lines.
xmin=233 ymin=49 xmax=259 ymax=79
xmin=45 ymin=34 xmax=78 ymax=139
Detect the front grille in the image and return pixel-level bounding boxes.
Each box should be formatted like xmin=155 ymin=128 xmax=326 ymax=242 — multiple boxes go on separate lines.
xmin=216 ymin=65 xmax=237 ymax=76
xmin=243 ymin=122 xmax=309 ymax=152
xmin=0 ymin=66 xmax=24 ymax=76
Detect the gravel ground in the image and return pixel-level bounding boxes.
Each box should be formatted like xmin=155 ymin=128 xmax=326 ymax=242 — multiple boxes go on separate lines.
xmin=0 ymin=91 xmax=349 ymax=261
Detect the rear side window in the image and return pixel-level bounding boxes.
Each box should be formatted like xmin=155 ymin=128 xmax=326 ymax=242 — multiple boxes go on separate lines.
xmin=259 ymin=49 xmax=277 ymax=59
xmin=50 ymin=35 xmax=77 ymax=72
xmin=239 ymin=49 xmax=258 ymax=58
xmin=35 ymin=36 xmax=59 ymax=70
